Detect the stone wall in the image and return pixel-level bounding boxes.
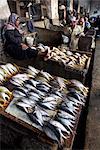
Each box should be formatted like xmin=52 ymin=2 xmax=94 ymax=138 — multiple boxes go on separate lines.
xmin=0 ymin=0 xmax=10 ymax=19
xmin=90 ymin=0 xmax=100 ymax=16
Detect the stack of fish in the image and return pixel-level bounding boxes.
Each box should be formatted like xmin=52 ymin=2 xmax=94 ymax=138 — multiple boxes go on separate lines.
xmin=0 ymin=86 xmax=12 ymax=109
xmin=9 ymin=65 xmax=88 ymax=145
xmin=0 ymin=63 xmax=19 ymax=84
xmin=42 ymin=46 xmax=89 ymax=70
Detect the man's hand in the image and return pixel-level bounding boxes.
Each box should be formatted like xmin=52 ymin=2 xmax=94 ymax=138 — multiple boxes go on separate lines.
xmin=21 ymin=43 xmax=28 ymax=50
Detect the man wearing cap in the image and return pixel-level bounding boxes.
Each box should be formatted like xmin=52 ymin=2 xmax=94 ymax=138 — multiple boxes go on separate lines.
xmin=69 ymin=17 xmax=84 ymax=50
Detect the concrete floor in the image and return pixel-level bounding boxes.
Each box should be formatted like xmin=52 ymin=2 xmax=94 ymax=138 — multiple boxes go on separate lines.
xmin=84 ymin=39 xmax=100 ymax=150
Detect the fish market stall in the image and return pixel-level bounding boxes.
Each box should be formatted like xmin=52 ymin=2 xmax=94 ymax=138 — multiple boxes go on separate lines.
xmin=33 ymin=45 xmax=91 ymax=84
xmin=0 ymin=63 xmax=89 ymax=150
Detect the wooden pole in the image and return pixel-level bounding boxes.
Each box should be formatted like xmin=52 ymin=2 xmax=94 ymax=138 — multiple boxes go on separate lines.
xmin=16 ymin=0 xmax=21 ymax=16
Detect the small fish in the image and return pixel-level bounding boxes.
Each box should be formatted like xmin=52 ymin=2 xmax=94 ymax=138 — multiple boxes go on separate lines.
xmin=50 ymin=94 xmax=62 ymax=100
xmin=13 ymin=73 xmax=29 ymax=81
xmin=18 ymin=97 xmax=35 ymax=107
xmin=0 ymin=68 xmax=5 ymax=76
xmin=28 ymin=112 xmax=42 ymax=126
xmin=43 ymin=97 xmax=55 ymax=102
xmin=57 ymin=77 xmax=66 ymax=90
xmin=29 ymin=87 xmax=45 ymax=97
xmin=34 ymin=106 xmax=43 ymax=125
xmin=25 ymin=79 xmax=39 ymax=87
xmin=14 ymin=87 xmax=28 ymax=94
xmin=24 ymin=84 xmax=34 ymax=90
xmin=58 ymin=110 xmax=75 ymax=120
xmin=71 ymin=80 xmax=84 ymax=90
xmin=28 ymin=66 xmax=39 ymax=74
xmin=68 ymin=96 xmax=85 ymax=106
xmin=6 ymin=63 xmax=18 ymax=74
xmin=28 ymin=95 xmax=40 ymax=102
xmin=0 ymin=74 xmax=4 ymax=82
xmin=40 ymin=70 xmax=53 ymax=81
xmin=38 ymin=102 xmax=55 ymax=110
xmin=27 ymin=69 xmax=36 ymax=77
xmin=10 ymin=78 xmax=24 ymax=86
xmin=53 ymin=91 xmax=62 ymax=98
xmin=0 ymin=65 xmax=11 ymax=76
xmin=36 ymin=85 xmax=50 ymax=93
xmin=28 ymin=92 xmax=41 ymax=99
xmin=13 ymin=90 xmax=26 ymax=97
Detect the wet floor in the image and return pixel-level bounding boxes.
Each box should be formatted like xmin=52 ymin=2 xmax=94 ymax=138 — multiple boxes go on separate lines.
xmin=84 ymin=39 xmax=100 ymax=150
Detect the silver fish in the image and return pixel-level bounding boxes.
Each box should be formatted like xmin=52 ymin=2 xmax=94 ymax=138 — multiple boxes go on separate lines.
xmin=6 ymin=63 xmax=18 ymax=72
xmin=29 ymin=79 xmax=39 ymax=87
xmin=0 ymin=65 xmax=11 ymax=76
xmin=0 ymin=74 xmax=4 ymax=81
xmin=43 ymin=97 xmax=55 ymax=102
xmin=43 ymin=123 xmax=60 ymax=144
xmin=18 ymin=98 xmax=35 ymax=107
xmin=0 ymin=68 xmax=5 ymax=76
xmin=59 ymin=118 xmax=74 ymax=134
xmin=13 ymin=90 xmax=26 ymax=97
xmin=6 ymin=63 xmax=17 ymax=74
xmin=67 ymin=96 xmax=84 ymax=106
xmin=28 ymin=92 xmax=41 ymax=99
xmin=39 ymin=102 xmax=55 ymax=110
xmin=34 ymin=106 xmax=43 ymax=126
xmin=58 ymin=110 xmax=75 ymax=120
xmin=15 ymin=101 xmax=33 ymax=113
xmin=10 ymin=78 xmax=24 ymax=86
xmin=27 ymin=96 xmax=39 ymax=103
xmin=27 ymin=69 xmax=36 ymax=77
xmin=13 ymin=73 xmax=29 ymax=81
xmin=50 ymin=120 xmax=69 ymax=134
xmin=57 ymin=77 xmax=66 ymax=90
xmin=24 ymin=84 xmax=34 ymax=90
xmin=40 ymin=70 xmax=53 ymax=81
xmin=28 ymin=66 xmax=39 ymax=74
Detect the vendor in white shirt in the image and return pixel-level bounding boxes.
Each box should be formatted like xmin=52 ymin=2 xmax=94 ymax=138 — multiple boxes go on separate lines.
xmin=69 ymin=17 xmax=85 ymax=50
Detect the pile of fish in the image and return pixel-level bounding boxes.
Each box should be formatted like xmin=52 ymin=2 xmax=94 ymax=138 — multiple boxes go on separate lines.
xmin=9 ymin=65 xmax=88 ymax=145
xmin=39 ymin=45 xmax=89 ymax=70
xmin=0 ymin=63 xmax=19 ymax=84
xmin=0 ymin=86 xmax=12 ymax=109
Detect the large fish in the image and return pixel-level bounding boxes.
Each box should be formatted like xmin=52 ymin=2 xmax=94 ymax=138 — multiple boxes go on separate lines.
xmin=50 ymin=120 xmax=70 ymax=135
xmin=15 ymin=101 xmax=33 ymax=113
xmin=43 ymin=122 xmax=60 ymax=144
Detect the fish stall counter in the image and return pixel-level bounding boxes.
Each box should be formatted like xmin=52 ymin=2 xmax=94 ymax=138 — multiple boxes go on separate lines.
xmin=33 ymin=45 xmax=91 ymax=84
xmin=0 ymin=63 xmax=89 ymax=150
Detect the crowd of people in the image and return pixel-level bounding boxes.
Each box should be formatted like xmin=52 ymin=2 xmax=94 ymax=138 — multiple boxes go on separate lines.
xmin=2 ymin=10 xmax=100 ymax=60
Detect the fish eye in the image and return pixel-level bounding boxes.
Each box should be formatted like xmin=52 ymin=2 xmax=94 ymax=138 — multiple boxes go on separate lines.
xmin=5 ymin=96 xmax=9 ymax=101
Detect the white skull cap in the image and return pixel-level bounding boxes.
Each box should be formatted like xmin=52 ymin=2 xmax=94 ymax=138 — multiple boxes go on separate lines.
xmin=71 ymin=16 xmax=76 ymax=22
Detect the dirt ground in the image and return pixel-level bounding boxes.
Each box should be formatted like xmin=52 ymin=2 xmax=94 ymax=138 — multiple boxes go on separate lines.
xmin=84 ymin=39 xmax=100 ymax=150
